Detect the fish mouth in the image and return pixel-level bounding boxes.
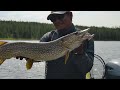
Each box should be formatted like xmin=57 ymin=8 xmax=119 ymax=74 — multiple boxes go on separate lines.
xmin=76 ymin=28 xmax=90 ymax=36
xmin=80 ymin=28 xmax=90 ymax=32
xmin=77 ymin=28 xmax=90 ymax=37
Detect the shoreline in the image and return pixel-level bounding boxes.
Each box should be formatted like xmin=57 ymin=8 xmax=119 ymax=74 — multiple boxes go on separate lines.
xmin=0 ymin=38 xmax=37 ymax=40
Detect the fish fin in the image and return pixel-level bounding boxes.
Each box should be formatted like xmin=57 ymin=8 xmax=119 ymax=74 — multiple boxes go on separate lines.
xmin=86 ymin=72 xmax=91 ymax=79
xmin=0 ymin=41 xmax=8 ymax=46
xmin=26 ymin=59 xmax=34 ymax=70
xmin=0 ymin=59 xmax=5 ymax=65
xmin=65 ymin=50 xmax=70 ymax=64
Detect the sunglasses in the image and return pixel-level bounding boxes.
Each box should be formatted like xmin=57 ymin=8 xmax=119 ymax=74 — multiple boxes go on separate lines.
xmin=49 ymin=14 xmax=65 ymax=22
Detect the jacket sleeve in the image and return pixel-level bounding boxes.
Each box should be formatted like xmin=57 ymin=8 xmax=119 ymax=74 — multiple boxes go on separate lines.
xmin=85 ymin=39 xmax=94 ymax=71
xmin=86 ymin=39 xmax=94 ymax=61
xmin=40 ymin=32 xmax=51 ymax=42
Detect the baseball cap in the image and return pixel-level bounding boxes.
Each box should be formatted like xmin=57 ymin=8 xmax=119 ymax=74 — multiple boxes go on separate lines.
xmin=47 ymin=11 xmax=70 ymax=20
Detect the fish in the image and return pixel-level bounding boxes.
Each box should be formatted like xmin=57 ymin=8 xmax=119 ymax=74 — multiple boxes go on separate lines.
xmin=0 ymin=28 xmax=94 ymax=70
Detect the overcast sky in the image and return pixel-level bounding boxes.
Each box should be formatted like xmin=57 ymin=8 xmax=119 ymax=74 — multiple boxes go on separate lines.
xmin=0 ymin=11 xmax=120 ymax=28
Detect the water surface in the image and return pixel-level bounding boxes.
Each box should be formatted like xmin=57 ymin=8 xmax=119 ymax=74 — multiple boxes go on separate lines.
xmin=0 ymin=40 xmax=120 ymax=79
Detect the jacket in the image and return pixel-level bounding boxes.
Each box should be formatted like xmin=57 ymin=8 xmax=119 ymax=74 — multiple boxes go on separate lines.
xmin=40 ymin=24 xmax=94 ymax=79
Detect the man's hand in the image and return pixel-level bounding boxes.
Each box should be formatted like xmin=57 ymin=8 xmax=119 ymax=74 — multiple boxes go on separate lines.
xmin=16 ymin=56 xmax=41 ymax=63
xmin=73 ymin=44 xmax=84 ymax=55
xmin=16 ymin=56 xmax=26 ymax=60
xmin=16 ymin=56 xmax=31 ymax=61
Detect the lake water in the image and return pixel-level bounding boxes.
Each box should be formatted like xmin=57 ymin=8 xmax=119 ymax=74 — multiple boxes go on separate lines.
xmin=0 ymin=40 xmax=120 ymax=79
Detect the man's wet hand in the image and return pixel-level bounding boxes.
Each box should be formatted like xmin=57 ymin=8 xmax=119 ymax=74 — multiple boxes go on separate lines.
xmin=16 ymin=56 xmax=26 ymax=60
xmin=16 ymin=56 xmax=42 ymax=63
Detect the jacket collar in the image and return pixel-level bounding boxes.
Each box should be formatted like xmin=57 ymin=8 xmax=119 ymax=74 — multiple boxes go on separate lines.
xmin=57 ymin=24 xmax=76 ymax=37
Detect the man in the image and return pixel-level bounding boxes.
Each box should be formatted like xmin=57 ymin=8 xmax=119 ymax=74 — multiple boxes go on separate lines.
xmin=40 ymin=11 xmax=94 ymax=79
xmin=16 ymin=11 xmax=94 ymax=79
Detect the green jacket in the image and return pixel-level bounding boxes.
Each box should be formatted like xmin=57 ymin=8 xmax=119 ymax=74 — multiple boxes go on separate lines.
xmin=40 ymin=24 xmax=94 ymax=79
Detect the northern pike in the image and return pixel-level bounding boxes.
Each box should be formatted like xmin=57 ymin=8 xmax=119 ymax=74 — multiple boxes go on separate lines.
xmin=0 ymin=28 xmax=94 ymax=70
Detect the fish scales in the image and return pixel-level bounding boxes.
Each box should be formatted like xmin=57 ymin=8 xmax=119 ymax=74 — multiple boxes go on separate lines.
xmin=0 ymin=28 xmax=94 ymax=69
xmin=0 ymin=40 xmax=66 ymax=61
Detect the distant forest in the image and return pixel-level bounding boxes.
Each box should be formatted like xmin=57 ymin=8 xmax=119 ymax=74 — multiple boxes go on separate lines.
xmin=0 ymin=20 xmax=120 ymax=41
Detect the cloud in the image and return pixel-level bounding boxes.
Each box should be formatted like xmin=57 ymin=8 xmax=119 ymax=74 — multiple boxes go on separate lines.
xmin=72 ymin=11 xmax=120 ymax=27
xmin=0 ymin=11 xmax=51 ymax=23
xmin=0 ymin=11 xmax=120 ymax=27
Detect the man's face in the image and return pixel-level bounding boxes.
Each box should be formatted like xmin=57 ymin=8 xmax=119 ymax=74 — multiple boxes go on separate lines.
xmin=49 ymin=13 xmax=72 ymax=30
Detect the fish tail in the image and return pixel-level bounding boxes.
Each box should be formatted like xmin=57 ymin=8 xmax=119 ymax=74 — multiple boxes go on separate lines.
xmin=0 ymin=59 xmax=5 ymax=65
xmin=0 ymin=41 xmax=8 ymax=65
xmin=0 ymin=41 xmax=8 ymax=46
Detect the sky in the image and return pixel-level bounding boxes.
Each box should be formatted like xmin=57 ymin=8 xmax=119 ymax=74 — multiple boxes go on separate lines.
xmin=0 ymin=11 xmax=120 ymax=28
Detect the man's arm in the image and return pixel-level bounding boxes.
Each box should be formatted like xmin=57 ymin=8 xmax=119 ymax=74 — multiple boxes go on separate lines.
xmin=85 ymin=39 xmax=94 ymax=71
xmin=72 ymin=39 xmax=94 ymax=74
xmin=40 ymin=32 xmax=51 ymax=42
xmin=86 ymin=39 xmax=94 ymax=61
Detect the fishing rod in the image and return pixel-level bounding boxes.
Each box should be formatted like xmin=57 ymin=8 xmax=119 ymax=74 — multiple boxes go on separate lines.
xmin=90 ymin=54 xmax=106 ymax=79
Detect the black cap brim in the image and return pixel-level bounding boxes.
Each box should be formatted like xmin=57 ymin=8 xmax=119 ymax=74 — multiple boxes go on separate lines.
xmin=47 ymin=11 xmax=68 ymax=20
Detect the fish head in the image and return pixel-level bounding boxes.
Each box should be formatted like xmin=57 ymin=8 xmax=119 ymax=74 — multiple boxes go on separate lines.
xmin=61 ymin=28 xmax=93 ymax=51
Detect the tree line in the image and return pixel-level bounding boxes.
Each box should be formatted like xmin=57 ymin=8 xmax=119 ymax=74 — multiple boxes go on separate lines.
xmin=0 ymin=20 xmax=55 ymax=40
xmin=0 ymin=20 xmax=120 ymax=41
